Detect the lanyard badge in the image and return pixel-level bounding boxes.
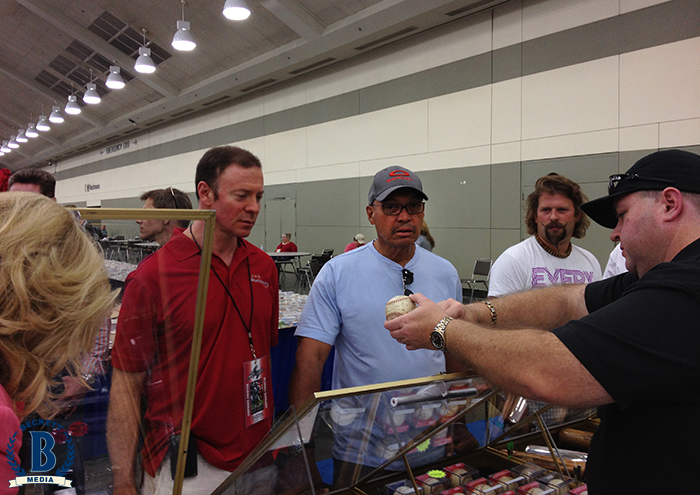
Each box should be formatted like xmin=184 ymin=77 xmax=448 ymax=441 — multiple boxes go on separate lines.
xmin=244 ymin=355 xmax=270 ymax=427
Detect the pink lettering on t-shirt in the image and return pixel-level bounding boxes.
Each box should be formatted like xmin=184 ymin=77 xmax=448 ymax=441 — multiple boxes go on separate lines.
xmin=531 ymin=267 xmax=594 ymax=288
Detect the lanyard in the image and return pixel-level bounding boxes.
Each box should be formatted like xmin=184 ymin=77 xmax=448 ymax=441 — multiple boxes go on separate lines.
xmin=190 ymin=226 xmax=257 ymax=360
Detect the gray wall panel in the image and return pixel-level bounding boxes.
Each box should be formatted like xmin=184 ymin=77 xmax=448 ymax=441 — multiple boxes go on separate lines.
xmin=297 ymin=178 xmax=361 ymax=227
xmin=420 ymin=166 xmax=491 ymax=229
xmin=491 ymin=162 xmax=521 ymax=229
xmin=493 ymin=44 xmax=522 ymax=84
xmin=434 ymin=227 xmax=490 ymax=282
xmin=490 ymin=228 xmax=521 ymax=261
xmin=358 ymin=54 xmax=491 ymax=114
xmin=522 ymin=0 xmax=700 ymax=76
xmin=522 ymin=153 xmax=619 ymax=186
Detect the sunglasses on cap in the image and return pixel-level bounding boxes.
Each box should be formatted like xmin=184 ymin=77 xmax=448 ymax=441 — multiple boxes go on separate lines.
xmin=608 ymin=173 xmax=676 ymax=194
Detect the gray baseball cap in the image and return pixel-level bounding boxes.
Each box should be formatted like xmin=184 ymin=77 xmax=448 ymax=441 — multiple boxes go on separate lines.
xmin=368 ymin=166 xmax=428 ymax=205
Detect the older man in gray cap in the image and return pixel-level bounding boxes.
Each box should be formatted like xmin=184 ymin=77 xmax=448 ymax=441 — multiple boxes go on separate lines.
xmin=386 ymin=149 xmax=700 ymax=493
xmin=290 ymin=166 xmax=462 ymax=483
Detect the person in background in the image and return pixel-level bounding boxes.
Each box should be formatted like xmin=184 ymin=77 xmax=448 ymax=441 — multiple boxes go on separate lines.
xmin=275 ymin=232 xmax=297 ymax=252
xmin=101 ymin=225 xmax=109 ymax=238
xmin=137 ymin=187 xmax=193 ymax=247
xmin=386 ymin=149 xmax=700 ymax=493
xmin=416 ymin=220 xmax=435 ymax=251
xmin=8 ymin=168 xmax=56 ymax=199
xmin=602 ymin=243 xmax=627 ymax=279
xmin=343 ymin=233 xmax=365 ymax=252
xmin=489 ymin=173 xmax=601 ymax=298
xmin=108 ymin=146 xmax=278 ymax=495
xmin=0 ymin=192 xmax=116 ymax=495
xmin=290 ymin=166 xmax=463 ymax=486
xmin=487 ymin=173 xmax=600 ymax=425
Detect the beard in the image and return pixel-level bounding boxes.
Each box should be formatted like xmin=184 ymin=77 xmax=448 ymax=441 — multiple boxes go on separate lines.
xmin=544 ymin=221 xmax=568 ymax=246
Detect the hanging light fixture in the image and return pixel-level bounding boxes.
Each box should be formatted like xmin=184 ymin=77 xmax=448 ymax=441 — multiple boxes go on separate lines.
xmin=135 ymin=29 xmax=156 ymax=73
xmin=36 ymin=106 xmax=50 ymax=132
xmin=1 ymin=142 xmax=11 ymax=153
xmin=49 ymin=104 xmax=65 ymax=124
xmin=16 ymin=129 xmax=27 ymax=143
xmin=106 ymin=65 xmax=125 ymax=89
xmin=223 ymin=0 xmax=251 ymax=20
xmin=26 ymin=114 xmax=39 ymax=138
xmin=8 ymin=135 xmax=19 ymax=148
xmin=172 ymin=0 xmax=196 ymax=51
xmin=65 ymin=83 xmax=82 ymax=115
xmin=83 ymin=69 xmax=101 ymax=104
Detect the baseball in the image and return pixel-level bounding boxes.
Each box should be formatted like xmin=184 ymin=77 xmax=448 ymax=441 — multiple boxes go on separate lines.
xmin=385 ymin=295 xmax=416 ymax=320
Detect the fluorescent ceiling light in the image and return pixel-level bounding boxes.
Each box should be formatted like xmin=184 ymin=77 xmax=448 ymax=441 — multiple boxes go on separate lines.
xmin=36 ymin=115 xmax=50 ymax=132
xmin=223 ymin=0 xmax=251 ymax=20
xmin=135 ymin=46 xmax=156 ymax=73
xmin=65 ymin=95 xmax=82 ymax=115
xmin=25 ymin=123 xmax=38 ymax=138
xmin=172 ymin=20 xmax=196 ymax=51
xmin=106 ymin=66 xmax=126 ymax=89
xmin=49 ymin=105 xmax=65 ymax=123
xmin=83 ymin=83 xmax=101 ymax=104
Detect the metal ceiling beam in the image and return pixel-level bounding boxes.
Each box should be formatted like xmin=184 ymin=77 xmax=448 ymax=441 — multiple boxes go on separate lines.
xmin=260 ymin=0 xmax=325 ymax=39
xmin=14 ymin=0 xmax=178 ymax=99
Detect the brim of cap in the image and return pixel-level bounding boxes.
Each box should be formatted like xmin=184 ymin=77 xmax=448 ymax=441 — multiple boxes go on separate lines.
xmin=374 ymin=185 xmax=429 ymax=203
xmin=580 ymin=190 xmax=630 ymax=229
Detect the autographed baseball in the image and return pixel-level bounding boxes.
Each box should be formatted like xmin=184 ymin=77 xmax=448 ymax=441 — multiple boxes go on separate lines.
xmin=385 ymin=295 xmax=416 ymax=321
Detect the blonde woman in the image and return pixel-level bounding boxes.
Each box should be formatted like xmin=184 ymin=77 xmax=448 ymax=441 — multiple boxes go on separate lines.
xmin=0 ymin=193 xmax=116 ymax=492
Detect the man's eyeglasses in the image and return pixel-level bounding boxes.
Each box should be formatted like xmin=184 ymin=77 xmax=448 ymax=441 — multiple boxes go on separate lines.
xmin=375 ymin=202 xmax=425 ymax=216
xmin=402 ymin=268 xmax=414 ymax=296
xmin=608 ymin=173 xmax=676 ymax=194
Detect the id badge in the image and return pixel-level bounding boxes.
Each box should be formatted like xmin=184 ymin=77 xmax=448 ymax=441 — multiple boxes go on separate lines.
xmin=244 ymin=355 xmax=271 ymax=427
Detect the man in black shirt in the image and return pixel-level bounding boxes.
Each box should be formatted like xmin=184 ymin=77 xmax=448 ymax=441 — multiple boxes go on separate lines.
xmin=385 ymin=149 xmax=700 ymax=493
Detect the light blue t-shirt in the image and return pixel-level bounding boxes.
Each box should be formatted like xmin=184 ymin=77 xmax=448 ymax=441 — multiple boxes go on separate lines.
xmin=295 ymin=241 xmax=462 ymax=390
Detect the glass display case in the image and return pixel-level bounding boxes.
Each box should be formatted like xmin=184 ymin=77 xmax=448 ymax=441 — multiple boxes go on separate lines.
xmin=213 ymin=372 xmax=595 ymax=495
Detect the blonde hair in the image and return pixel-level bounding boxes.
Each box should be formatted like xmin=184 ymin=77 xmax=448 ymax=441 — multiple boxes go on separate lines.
xmin=0 ymin=192 xmax=117 ymax=418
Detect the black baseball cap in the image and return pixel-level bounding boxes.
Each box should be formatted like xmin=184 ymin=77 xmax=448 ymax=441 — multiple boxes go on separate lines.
xmin=368 ymin=166 xmax=428 ymax=205
xmin=581 ymin=149 xmax=700 ymax=228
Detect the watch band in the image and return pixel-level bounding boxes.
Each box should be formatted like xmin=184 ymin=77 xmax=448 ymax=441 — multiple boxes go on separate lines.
xmin=433 ymin=316 xmax=453 ymax=350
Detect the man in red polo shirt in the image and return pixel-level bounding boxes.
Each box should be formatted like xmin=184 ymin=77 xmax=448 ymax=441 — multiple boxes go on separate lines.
xmin=108 ymin=146 xmax=278 ymax=495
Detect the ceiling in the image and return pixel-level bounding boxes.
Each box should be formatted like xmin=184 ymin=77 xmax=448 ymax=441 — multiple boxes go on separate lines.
xmin=0 ymin=0 xmax=509 ymax=171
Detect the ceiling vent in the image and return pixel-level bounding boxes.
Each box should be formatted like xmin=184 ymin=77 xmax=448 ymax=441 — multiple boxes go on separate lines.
xmin=446 ymin=0 xmax=510 ymax=17
xmin=354 ymin=27 xmax=418 ymax=51
xmin=289 ymin=58 xmax=336 ymax=75
xmin=240 ymin=79 xmax=277 ymax=92
xmin=171 ymin=108 xmax=195 ymax=118
xmin=201 ymin=95 xmax=232 ymax=107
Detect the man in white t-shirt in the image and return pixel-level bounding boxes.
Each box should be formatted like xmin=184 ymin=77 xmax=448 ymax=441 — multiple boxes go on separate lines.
xmin=603 ymin=244 xmax=628 ymax=279
xmin=488 ymin=173 xmax=601 ymax=425
xmin=489 ymin=173 xmax=602 ymax=297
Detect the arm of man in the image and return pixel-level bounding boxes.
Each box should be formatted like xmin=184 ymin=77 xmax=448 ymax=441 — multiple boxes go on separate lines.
xmin=107 ymin=368 xmax=146 ymax=495
xmin=387 ymin=293 xmax=610 ymax=408
xmin=289 ymin=337 xmax=332 ymax=409
xmin=442 ymin=284 xmax=588 ymax=330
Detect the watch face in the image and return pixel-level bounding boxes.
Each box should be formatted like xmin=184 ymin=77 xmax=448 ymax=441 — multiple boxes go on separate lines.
xmin=431 ymin=331 xmax=444 ymax=350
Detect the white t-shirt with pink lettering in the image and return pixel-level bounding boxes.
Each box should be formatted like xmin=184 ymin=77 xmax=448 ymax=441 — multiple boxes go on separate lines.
xmin=488 ymin=235 xmax=602 ymax=297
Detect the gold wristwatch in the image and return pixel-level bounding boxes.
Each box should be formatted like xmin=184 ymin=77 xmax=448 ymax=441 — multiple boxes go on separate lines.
xmin=430 ymin=316 xmax=453 ymax=351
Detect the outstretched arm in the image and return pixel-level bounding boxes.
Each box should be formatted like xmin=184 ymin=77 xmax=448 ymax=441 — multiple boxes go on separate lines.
xmin=386 ymin=291 xmax=610 ymax=408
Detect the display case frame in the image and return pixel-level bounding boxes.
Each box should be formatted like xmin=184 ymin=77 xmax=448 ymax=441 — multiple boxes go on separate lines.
xmin=213 ymin=372 xmax=593 ymax=495
xmin=77 ymin=207 xmax=216 ymax=495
